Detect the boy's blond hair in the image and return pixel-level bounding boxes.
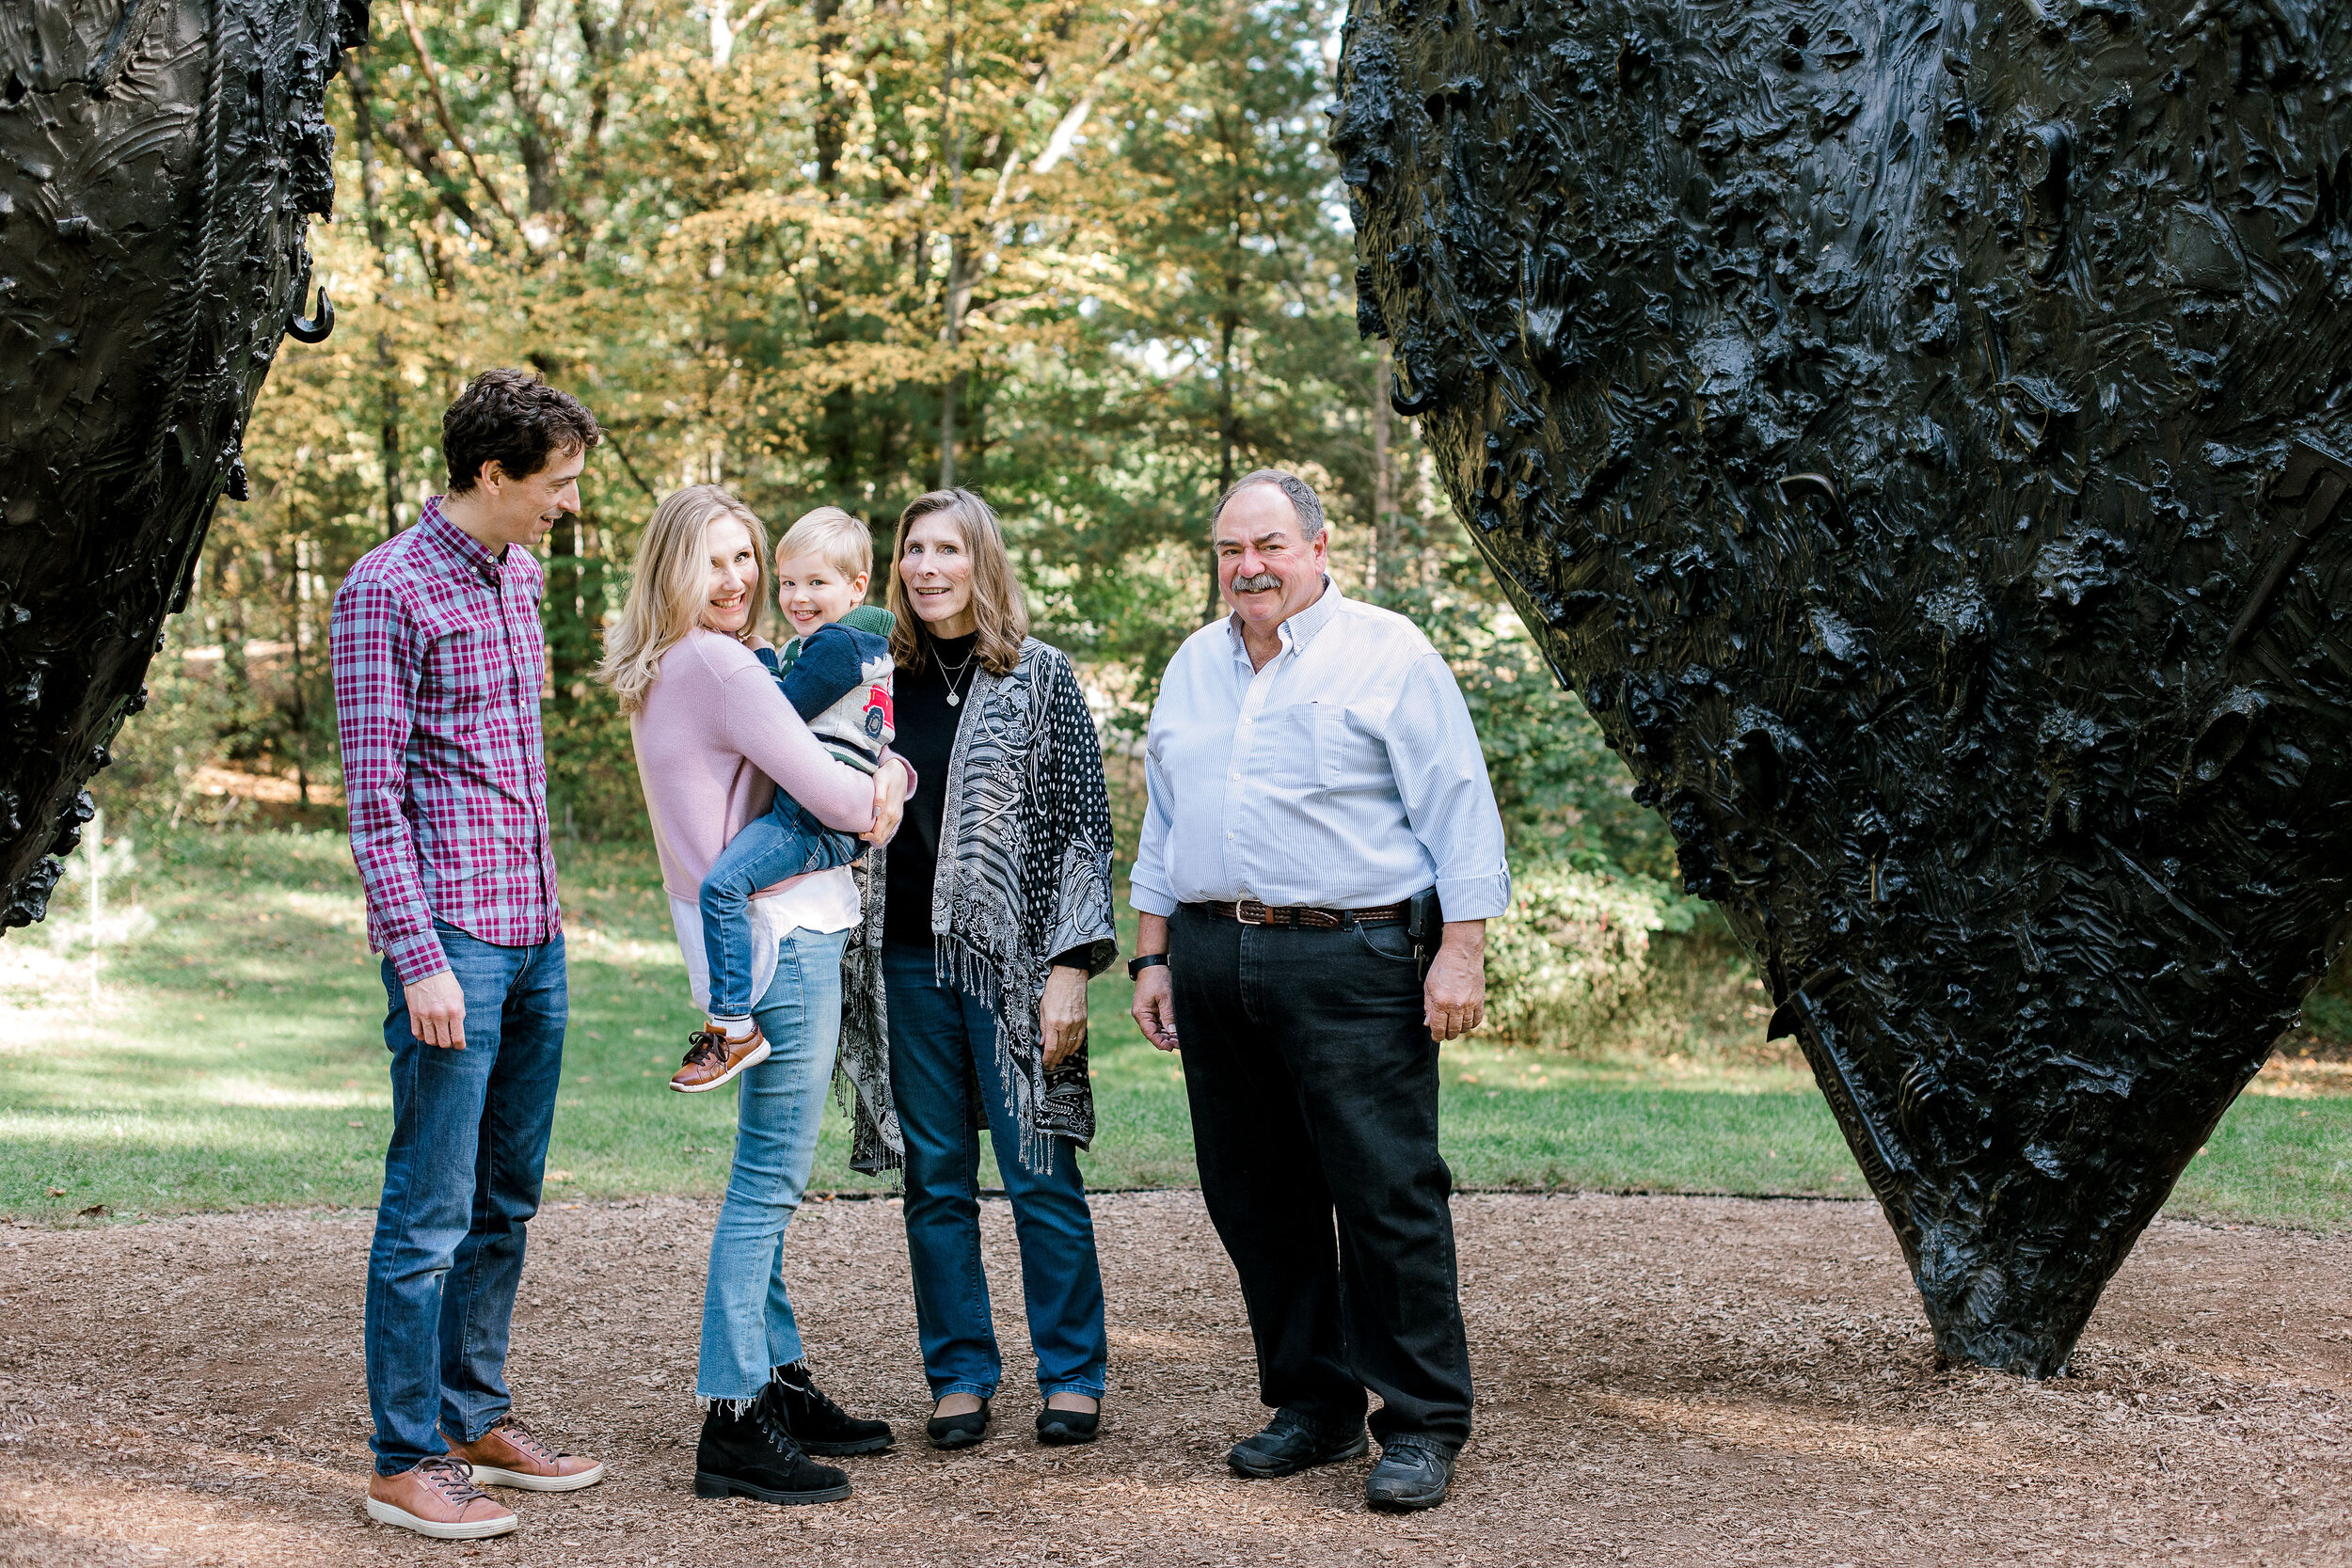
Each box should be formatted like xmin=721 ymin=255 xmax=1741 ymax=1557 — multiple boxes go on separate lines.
xmin=776 ymin=506 xmax=874 ymax=582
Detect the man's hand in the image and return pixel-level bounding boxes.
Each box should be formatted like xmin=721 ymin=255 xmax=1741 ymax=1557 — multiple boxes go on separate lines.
xmin=1041 ymin=965 xmax=1089 ymax=1069
xmin=405 ymin=969 xmax=469 ymax=1050
xmin=863 ymin=757 xmax=912 ymax=846
xmin=1423 ymin=919 xmax=1486 ymax=1042
xmin=1130 ymin=911 xmax=1179 ymax=1052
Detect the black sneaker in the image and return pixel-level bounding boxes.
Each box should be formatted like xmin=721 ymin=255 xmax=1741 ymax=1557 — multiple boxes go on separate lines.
xmin=1226 ymin=1410 xmax=1370 ymax=1478
xmin=693 ymin=1386 xmax=851 ymax=1504
xmin=770 ymin=1360 xmax=895 ymax=1455
xmin=1364 ymin=1436 xmax=1455 ymax=1512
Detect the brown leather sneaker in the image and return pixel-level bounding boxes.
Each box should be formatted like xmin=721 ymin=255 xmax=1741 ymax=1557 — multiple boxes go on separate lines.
xmin=443 ymin=1414 xmax=606 ymax=1492
xmin=670 ymin=1025 xmax=769 ymax=1093
xmin=365 ymin=1455 xmax=519 ymax=1539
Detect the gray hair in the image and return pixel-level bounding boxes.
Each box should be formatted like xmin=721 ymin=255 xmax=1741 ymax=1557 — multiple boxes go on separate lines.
xmin=1212 ymin=468 xmax=1327 ymax=541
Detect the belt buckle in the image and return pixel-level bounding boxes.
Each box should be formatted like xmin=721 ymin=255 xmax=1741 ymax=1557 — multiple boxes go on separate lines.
xmin=1234 ymin=897 xmax=1269 ymax=926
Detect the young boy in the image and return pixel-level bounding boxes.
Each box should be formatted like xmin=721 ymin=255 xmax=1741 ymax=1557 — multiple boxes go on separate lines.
xmin=683 ymin=507 xmax=895 ymax=1084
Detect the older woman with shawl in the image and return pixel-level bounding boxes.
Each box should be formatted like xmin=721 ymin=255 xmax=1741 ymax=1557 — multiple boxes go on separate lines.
xmin=841 ymin=486 xmax=1119 ymax=1449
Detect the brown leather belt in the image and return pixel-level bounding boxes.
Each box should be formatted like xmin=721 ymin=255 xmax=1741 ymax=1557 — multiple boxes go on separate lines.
xmin=1195 ymin=898 xmax=1408 ymax=929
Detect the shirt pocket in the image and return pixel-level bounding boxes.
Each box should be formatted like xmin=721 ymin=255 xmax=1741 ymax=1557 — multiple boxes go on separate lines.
xmin=418 ymin=620 xmax=509 ymax=720
xmin=1258 ymin=702 xmax=1338 ymax=793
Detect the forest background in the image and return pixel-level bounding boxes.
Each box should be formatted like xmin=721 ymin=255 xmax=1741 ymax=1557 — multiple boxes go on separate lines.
xmin=103 ymin=0 xmax=1741 ymax=1043
xmin=82 ymin=0 xmax=2350 ymax=1053
xmin=11 ymin=0 xmax=2350 ymax=1231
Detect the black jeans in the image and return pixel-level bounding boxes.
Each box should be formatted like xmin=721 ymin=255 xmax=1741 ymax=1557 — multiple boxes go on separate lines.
xmin=1169 ymin=902 xmax=1472 ymax=1449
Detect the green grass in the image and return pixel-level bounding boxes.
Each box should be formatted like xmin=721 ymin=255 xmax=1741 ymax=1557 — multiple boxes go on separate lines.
xmin=3 ymin=826 xmax=2348 ymax=1232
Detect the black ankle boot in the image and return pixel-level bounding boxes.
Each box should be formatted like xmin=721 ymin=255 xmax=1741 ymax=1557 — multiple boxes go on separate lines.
xmin=769 ymin=1360 xmax=895 ymax=1455
xmin=693 ymin=1386 xmax=852 ymax=1504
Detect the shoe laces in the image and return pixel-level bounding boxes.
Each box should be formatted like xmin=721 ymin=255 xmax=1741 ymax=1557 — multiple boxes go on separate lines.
xmin=781 ymin=1369 xmax=851 ymax=1427
xmin=413 ymin=1454 xmax=489 ymax=1504
xmin=681 ymin=1031 xmax=727 ymax=1070
xmin=487 ymin=1414 xmax=555 ymax=1465
xmin=752 ymin=1386 xmax=807 ymax=1458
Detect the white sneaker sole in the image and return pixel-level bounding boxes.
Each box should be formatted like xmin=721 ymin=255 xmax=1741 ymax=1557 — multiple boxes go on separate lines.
xmin=364 ymin=1497 xmax=519 ymax=1539
xmin=671 ymin=1040 xmax=770 ymax=1092
xmin=466 ymin=1460 xmax=606 ymax=1492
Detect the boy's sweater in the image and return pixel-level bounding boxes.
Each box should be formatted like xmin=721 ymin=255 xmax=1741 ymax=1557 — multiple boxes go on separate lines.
xmin=758 ymin=604 xmax=896 ymax=774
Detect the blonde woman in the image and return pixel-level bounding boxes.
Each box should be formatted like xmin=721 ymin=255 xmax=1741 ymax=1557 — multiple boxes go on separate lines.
xmin=596 ymin=484 xmax=911 ymax=1505
xmin=838 ymin=488 xmax=1118 ymax=1449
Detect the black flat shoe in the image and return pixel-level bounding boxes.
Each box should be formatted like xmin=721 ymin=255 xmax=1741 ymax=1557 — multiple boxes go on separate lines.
xmin=1035 ymin=1400 xmax=1101 ymax=1447
xmin=1364 ymin=1437 xmax=1455 ymax=1513
xmin=1227 ymin=1410 xmax=1370 ymax=1479
xmin=925 ymin=1398 xmax=991 ymax=1450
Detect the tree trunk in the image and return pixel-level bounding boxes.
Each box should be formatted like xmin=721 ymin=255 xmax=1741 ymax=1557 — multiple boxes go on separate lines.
xmin=1209 ymin=274 xmax=1238 ymax=620
xmin=1372 ymin=340 xmax=1395 ymax=590
xmin=937 ymin=5 xmax=966 ymax=491
xmin=811 ymin=0 xmax=859 ymax=506
xmin=343 ymin=55 xmax=404 ymax=540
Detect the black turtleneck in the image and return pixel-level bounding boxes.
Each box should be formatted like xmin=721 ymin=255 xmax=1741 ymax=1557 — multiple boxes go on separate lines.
xmin=883 ymin=629 xmax=978 ymax=950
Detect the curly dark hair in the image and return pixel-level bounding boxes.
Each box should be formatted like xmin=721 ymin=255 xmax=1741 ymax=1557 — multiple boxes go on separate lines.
xmin=441 ymin=368 xmax=603 ymax=492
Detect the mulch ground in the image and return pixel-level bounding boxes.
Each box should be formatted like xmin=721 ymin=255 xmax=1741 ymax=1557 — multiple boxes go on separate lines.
xmin=2 ymin=1190 xmax=2346 ymax=1565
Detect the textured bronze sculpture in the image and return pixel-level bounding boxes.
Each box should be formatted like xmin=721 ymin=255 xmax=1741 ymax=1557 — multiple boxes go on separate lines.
xmin=0 ymin=0 xmax=363 ymax=927
xmin=1340 ymin=0 xmax=2352 ymax=1373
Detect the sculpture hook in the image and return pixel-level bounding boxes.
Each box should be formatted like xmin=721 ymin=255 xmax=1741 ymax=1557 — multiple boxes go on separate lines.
xmin=1390 ymin=359 xmax=1438 ymax=417
xmin=1776 ymin=471 xmax=1849 ymax=536
xmin=287 ymin=286 xmax=334 ymax=344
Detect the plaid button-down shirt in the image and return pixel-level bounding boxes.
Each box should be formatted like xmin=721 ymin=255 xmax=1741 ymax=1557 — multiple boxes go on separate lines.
xmin=330 ymin=498 xmax=560 ymax=984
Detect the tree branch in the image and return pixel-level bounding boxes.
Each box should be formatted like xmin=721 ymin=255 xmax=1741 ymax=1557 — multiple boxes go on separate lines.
xmin=398 ymin=0 xmax=526 ymax=241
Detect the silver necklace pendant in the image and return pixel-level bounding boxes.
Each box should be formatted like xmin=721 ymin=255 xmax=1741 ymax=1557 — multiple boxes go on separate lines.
xmin=946 ymin=689 xmax=961 ymax=706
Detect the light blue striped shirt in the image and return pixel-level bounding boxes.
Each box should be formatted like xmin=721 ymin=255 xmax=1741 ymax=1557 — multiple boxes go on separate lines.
xmin=1131 ymin=578 xmax=1512 ymax=921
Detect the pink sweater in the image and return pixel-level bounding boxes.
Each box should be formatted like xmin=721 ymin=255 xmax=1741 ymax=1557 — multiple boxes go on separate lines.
xmin=630 ymin=628 xmax=879 ymax=901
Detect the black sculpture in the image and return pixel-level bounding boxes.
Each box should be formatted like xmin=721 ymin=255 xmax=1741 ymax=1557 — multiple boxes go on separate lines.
xmin=0 ymin=0 xmax=364 ymax=927
xmin=1339 ymin=0 xmax=2352 ymax=1373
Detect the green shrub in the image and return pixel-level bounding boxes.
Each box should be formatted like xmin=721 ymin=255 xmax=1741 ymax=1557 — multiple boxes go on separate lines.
xmin=1481 ymin=863 xmax=1700 ymax=1045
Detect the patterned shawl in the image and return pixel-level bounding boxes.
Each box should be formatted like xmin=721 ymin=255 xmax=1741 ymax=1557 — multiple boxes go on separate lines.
xmin=834 ymin=637 xmax=1119 ymax=1174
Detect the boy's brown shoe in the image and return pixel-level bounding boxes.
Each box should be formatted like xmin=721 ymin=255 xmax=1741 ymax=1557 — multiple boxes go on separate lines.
xmin=671 ymin=1025 xmax=769 ymax=1092
xmin=443 ymin=1414 xmax=606 ymax=1491
xmin=365 ymin=1456 xmax=518 ymax=1539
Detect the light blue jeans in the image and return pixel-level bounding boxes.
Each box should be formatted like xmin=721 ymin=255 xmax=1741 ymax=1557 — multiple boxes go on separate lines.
xmin=694 ymin=924 xmax=850 ymax=1403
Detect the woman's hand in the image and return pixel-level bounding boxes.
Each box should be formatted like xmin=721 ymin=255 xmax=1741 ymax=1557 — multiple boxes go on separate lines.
xmin=863 ymin=757 xmax=912 ymax=846
xmin=1041 ymin=964 xmax=1090 ymax=1069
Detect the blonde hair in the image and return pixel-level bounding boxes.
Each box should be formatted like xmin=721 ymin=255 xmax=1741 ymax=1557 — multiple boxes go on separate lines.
xmin=887 ymin=487 xmax=1029 ymax=676
xmin=776 ymin=506 xmax=874 ymax=582
xmin=595 ymin=484 xmax=770 ymax=714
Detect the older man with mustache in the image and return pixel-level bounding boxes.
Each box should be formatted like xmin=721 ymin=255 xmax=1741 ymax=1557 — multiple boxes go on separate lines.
xmin=1127 ymin=469 xmax=1510 ymax=1513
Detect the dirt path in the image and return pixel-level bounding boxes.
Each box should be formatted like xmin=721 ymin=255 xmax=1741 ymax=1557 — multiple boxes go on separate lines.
xmin=2 ymin=1191 xmax=2346 ymax=1565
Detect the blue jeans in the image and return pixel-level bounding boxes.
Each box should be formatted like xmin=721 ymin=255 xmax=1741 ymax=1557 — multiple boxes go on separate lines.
xmin=365 ymin=922 xmax=566 ymax=1476
xmin=699 ymin=797 xmax=864 ymax=1018
xmin=696 ymin=925 xmax=850 ymax=1402
xmin=882 ymin=943 xmax=1107 ymax=1402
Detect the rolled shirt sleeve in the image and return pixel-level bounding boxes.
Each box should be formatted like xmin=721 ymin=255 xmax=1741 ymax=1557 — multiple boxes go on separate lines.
xmin=1384 ymin=652 xmax=1513 ymax=921
xmin=330 ymin=575 xmax=447 ymax=986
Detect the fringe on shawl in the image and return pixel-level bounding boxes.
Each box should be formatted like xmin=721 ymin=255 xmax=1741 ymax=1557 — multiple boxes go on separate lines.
xmin=933 ymin=925 xmax=1064 ymax=1177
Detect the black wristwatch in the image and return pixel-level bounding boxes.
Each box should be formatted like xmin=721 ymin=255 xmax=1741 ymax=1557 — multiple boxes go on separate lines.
xmin=1127 ymin=953 xmax=1168 ymax=980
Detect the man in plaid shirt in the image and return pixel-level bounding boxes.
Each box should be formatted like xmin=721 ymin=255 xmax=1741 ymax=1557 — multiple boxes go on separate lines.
xmin=331 ymin=369 xmax=606 ymax=1541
